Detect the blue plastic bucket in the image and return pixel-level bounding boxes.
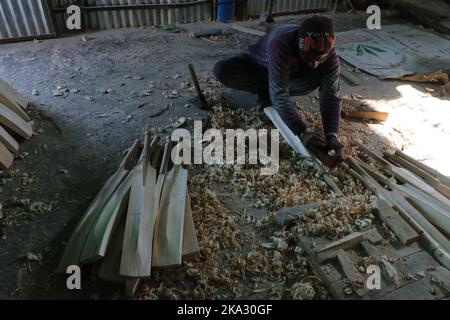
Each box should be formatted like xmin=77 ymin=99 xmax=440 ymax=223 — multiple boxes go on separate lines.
xmin=217 ymin=0 xmax=234 ymax=23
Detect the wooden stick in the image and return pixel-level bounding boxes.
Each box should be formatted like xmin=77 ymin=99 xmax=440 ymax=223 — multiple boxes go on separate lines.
xmin=264 ymin=107 xmax=342 ymax=195
xmin=188 ymin=64 xmax=209 ymax=110
xmin=230 ymin=24 xmax=266 ymax=37
xmin=264 ymin=107 xmax=309 ymax=156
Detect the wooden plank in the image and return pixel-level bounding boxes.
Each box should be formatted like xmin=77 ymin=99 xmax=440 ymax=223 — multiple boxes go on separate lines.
xmin=434 ymin=183 xmax=450 ymax=200
xmin=231 ymin=24 xmax=266 ymax=37
xmin=364 ymin=158 xmax=450 ymax=237
xmin=80 ymin=169 xmax=133 ymax=264
xmin=296 ymin=236 xmax=341 ymax=299
xmin=355 ymin=143 xmax=447 ymax=204
xmin=398 ymin=183 xmax=450 ymax=216
xmin=429 ymin=266 xmax=450 ymax=295
xmin=153 ymin=146 xmax=169 ymax=209
xmin=0 ymin=78 xmax=30 ymax=121
xmin=393 ymin=166 xmax=450 ymax=206
xmin=0 ymin=140 xmax=14 ymax=170
xmin=376 ymin=198 xmax=420 ymax=245
xmin=359 ymin=160 xmax=449 ymax=243
xmin=352 ymin=157 xmax=449 ymax=246
xmin=0 ymin=103 xmax=33 ymax=139
xmin=0 ymin=79 xmax=28 ymax=108
xmin=361 ymin=240 xmax=381 ymax=258
xmin=316 ymin=250 xmax=338 ymax=264
xmin=343 ymin=111 xmax=389 ymax=122
xmin=120 ymin=136 xmax=159 ymax=277
xmin=363 ymin=228 xmax=384 ymax=245
xmin=345 ymin=159 xmax=450 ymax=269
xmin=152 ymin=165 xmax=188 ymax=268
xmin=0 ymin=125 xmax=19 ymax=155
xmin=382 ymin=241 xmax=423 ymax=262
xmin=394 ymin=149 xmax=450 ymax=188
xmin=316 ymin=232 xmax=364 ymax=253
xmin=321 ymin=264 xmax=343 ymax=284
xmin=394 ymin=251 xmax=441 ymax=277
xmin=380 ymin=276 xmax=445 ymax=300
xmin=182 ymin=194 xmax=199 ymax=260
xmin=336 ymin=249 xmax=368 ymax=297
xmin=0 ymin=93 xmax=31 ymax=122
xmin=389 ymin=191 xmax=450 ymax=269
xmin=354 ymin=142 xmax=392 ymax=169
xmin=387 ymin=152 xmax=435 ymax=182
xmin=403 ymin=193 xmax=450 ymax=238
xmin=56 ymin=140 xmax=141 ymax=273
xmin=98 ymin=211 xmax=127 ymax=284
xmin=56 ymin=168 xmax=130 ymax=272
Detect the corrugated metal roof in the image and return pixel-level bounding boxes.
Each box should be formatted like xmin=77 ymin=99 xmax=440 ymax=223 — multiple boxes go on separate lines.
xmin=0 ymin=0 xmax=55 ymax=41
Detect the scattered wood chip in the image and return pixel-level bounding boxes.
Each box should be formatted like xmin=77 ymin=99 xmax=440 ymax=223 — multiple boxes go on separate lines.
xmin=150 ymin=105 xmax=169 ymax=118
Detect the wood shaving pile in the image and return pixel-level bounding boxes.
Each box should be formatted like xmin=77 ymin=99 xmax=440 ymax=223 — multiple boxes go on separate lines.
xmin=137 ymin=78 xmax=397 ymax=300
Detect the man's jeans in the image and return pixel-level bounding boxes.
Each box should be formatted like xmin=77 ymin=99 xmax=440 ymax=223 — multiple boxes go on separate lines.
xmin=213 ymin=53 xmax=320 ymax=100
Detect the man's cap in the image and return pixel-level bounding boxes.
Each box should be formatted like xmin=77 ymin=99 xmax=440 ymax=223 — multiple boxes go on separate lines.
xmin=298 ymin=16 xmax=336 ymax=54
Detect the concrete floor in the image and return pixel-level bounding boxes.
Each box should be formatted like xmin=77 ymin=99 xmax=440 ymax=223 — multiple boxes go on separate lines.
xmin=0 ymin=11 xmax=448 ymax=299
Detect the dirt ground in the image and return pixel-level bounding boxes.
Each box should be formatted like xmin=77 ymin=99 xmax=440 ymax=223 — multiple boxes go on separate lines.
xmin=0 ymin=11 xmax=448 ymax=299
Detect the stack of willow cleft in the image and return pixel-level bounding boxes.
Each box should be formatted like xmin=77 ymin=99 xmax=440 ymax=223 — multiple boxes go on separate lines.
xmin=0 ymin=79 xmax=34 ymax=170
xmin=344 ymin=143 xmax=450 ymax=270
xmin=57 ymin=134 xmax=199 ymax=296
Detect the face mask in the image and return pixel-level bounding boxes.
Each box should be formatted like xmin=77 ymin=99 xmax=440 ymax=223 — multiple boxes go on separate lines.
xmin=300 ymin=52 xmax=329 ymax=69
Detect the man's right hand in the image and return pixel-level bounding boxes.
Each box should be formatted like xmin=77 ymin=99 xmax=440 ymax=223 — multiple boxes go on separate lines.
xmin=299 ymin=129 xmax=341 ymax=168
xmin=300 ymin=129 xmax=327 ymax=150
